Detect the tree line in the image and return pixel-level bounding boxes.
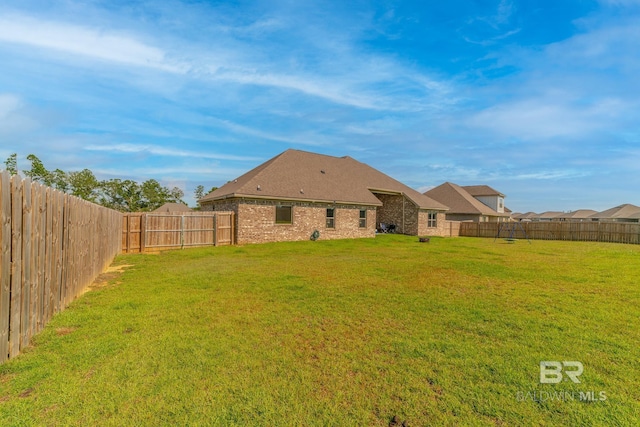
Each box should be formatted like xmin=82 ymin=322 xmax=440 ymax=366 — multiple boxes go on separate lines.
xmin=3 ymin=153 xmax=216 ymax=212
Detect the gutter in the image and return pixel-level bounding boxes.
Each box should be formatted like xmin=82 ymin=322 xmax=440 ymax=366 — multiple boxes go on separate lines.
xmin=203 ymin=193 xmax=383 ymax=207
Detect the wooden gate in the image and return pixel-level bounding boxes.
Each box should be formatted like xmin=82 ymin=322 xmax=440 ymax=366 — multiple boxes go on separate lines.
xmin=122 ymin=212 xmax=235 ymax=253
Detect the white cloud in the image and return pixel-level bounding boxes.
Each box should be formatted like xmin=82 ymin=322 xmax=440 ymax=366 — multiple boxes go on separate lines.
xmin=209 ymin=119 xmax=332 ymax=147
xmin=511 ymin=170 xmax=591 ymax=180
xmin=0 ymin=10 xmax=454 ymax=112
xmin=214 ymin=70 xmax=382 ymax=110
xmin=0 ymin=93 xmax=21 ymax=118
xmin=84 ymin=143 xmax=260 ymax=161
xmin=466 ymin=99 xmax=610 ymax=140
xmin=0 ymin=14 xmax=187 ymax=73
xmin=0 ymin=93 xmax=39 ymax=136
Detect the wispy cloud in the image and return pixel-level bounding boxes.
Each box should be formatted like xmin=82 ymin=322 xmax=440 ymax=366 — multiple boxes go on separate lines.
xmin=466 ymin=98 xmax=625 ymax=140
xmin=511 ymin=170 xmax=591 ymax=180
xmin=84 ymin=143 xmax=260 ymax=161
xmin=212 ymin=71 xmax=383 ymax=111
xmin=0 ymin=93 xmax=40 ymax=137
xmin=0 ymin=14 xmax=187 ymax=73
xmin=0 ymin=10 xmax=453 ymax=112
xmin=208 ymin=118 xmax=334 ymax=147
xmin=462 ymin=0 xmax=520 ymax=45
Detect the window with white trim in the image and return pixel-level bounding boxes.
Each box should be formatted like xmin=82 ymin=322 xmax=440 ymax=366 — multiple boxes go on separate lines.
xmin=428 ymin=211 xmax=437 ymax=228
xmin=359 ymin=209 xmax=367 ymax=228
xmin=326 ymin=208 xmax=335 ymax=228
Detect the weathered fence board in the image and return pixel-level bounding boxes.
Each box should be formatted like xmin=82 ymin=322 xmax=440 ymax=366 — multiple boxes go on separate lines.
xmin=122 ymin=212 xmax=235 ymax=253
xmin=0 ymin=173 xmax=122 ymax=364
xmin=0 ymin=172 xmax=11 ymax=363
xmin=459 ymin=221 xmax=640 ymax=244
xmin=10 ymin=175 xmax=23 ymax=358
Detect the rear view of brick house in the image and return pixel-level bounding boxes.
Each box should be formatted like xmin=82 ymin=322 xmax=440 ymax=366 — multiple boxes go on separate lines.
xmin=198 ymin=149 xmax=449 ymax=244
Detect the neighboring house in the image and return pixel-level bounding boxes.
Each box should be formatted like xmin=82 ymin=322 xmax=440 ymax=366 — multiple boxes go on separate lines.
xmin=553 ymin=210 xmax=598 ymax=222
xmin=512 ymin=212 xmax=537 ymax=222
xmin=199 ymin=149 xmax=449 ymax=244
xmin=534 ymin=211 xmax=565 ymax=222
xmin=423 ymin=182 xmax=510 ymax=222
xmin=152 ymin=202 xmax=192 ymax=213
xmin=590 ymin=204 xmax=640 ymax=223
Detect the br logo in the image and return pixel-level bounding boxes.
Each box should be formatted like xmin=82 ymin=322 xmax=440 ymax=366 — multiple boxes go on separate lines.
xmin=540 ymin=361 xmax=584 ymax=384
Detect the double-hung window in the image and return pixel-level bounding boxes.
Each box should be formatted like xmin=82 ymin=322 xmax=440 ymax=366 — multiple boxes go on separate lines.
xmin=359 ymin=209 xmax=367 ymax=228
xmin=326 ymin=208 xmax=335 ymax=228
xmin=428 ymin=211 xmax=437 ymax=228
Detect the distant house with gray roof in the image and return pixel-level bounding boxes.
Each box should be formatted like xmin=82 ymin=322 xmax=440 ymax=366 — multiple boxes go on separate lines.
xmin=512 ymin=212 xmax=537 ymax=221
xmin=590 ymin=204 xmax=640 ymax=223
xmin=553 ymin=210 xmax=598 ymax=221
xmin=423 ymin=182 xmax=510 ymax=222
xmin=152 ymin=202 xmax=192 ymax=213
xmin=535 ymin=211 xmax=565 ymax=221
xmin=199 ymin=149 xmax=449 ymax=244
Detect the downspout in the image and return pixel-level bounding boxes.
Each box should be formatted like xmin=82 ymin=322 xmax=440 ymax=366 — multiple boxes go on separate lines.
xmin=401 ymin=192 xmax=405 ymax=234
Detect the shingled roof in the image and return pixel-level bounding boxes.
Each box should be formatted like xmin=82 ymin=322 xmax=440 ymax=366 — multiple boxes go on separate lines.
xmin=555 ymin=209 xmax=598 ymax=219
xmin=590 ymin=204 xmax=640 ymax=220
xmin=152 ymin=202 xmax=192 ymax=213
xmin=199 ymin=149 xmax=448 ymax=210
xmin=423 ymin=182 xmax=506 ymax=216
xmin=461 ymin=185 xmax=505 ymax=197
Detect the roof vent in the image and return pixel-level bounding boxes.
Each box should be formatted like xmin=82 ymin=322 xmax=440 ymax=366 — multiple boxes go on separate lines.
xmin=321 ymin=169 xmax=326 ymax=174
xmin=257 ymin=185 xmax=261 ymax=191
xmin=300 ymin=189 xmax=304 ymax=194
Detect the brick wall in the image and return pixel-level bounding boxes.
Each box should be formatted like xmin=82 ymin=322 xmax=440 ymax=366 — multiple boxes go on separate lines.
xmin=202 ymin=198 xmax=376 ymax=244
xmin=373 ymin=193 xmax=450 ymax=237
xmin=373 ymin=193 xmax=406 ymax=233
xmin=418 ymin=211 xmax=450 ymax=236
xmin=201 ymin=197 xmax=453 ymax=243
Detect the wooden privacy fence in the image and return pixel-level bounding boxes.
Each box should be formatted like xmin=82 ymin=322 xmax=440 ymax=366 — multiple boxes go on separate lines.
xmin=1 ymin=172 xmax=122 ymax=364
xmin=460 ymin=221 xmax=640 ymax=244
xmin=122 ymin=212 xmax=235 ymax=253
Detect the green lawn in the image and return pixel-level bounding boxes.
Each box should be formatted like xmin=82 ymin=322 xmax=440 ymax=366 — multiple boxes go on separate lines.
xmin=1 ymin=235 xmax=639 ymax=426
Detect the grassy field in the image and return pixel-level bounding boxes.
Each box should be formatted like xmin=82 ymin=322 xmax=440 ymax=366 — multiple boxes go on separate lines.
xmin=1 ymin=235 xmax=639 ymax=426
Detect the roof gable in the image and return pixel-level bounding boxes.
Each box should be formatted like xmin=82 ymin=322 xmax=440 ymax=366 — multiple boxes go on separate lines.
xmin=555 ymin=209 xmax=598 ymax=219
xmin=200 ymin=149 xmax=447 ymax=210
xmin=424 ymin=182 xmax=506 ymax=216
xmin=591 ymin=203 xmax=640 ymax=219
xmin=461 ymin=185 xmax=504 ymax=197
xmin=152 ymin=202 xmax=192 ymax=213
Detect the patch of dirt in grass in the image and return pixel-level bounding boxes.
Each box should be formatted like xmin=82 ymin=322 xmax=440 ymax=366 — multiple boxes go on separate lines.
xmin=56 ymin=327 xmax=77 ymax=336
xmin=19 ymin=388 xmax=33 ymax=398
xmin=83 ymin=368 xmax=96 ymax=381
xmin=88 ymin=264 xmax=134 ymax=290
xmin=0 ymin=373 xmax=15 ymax=384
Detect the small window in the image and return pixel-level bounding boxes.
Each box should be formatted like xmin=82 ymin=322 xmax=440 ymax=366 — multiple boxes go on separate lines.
xmin=428 ymin=211 xmax=437 ymax=228
xmin=275 ymin=206 xmax=292 ymax=224
xmin=359 ymin=209 xmax=367 ymax=228
xmin=326 ymin=208 xmax=335 ymax=228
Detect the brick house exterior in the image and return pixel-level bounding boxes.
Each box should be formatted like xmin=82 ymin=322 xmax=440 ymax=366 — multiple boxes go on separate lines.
xmin=424 ymin=182 xmax=511 ymax=223
xmin=199 ymin=150 xmax=449 ymax=244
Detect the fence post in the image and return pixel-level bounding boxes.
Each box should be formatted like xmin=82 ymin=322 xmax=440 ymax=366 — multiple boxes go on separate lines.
xmin=213 ymin=214 xmax=218 ymax=246
xmin=181 ymin=215 xmax=185 ymax=249
xmin=123 ymin=214 xmax=130 ymax=254
xmin=0 ymin=172 xmax=11 ymax=363
xmin=140 ymin=213 xmax=147 ymax=254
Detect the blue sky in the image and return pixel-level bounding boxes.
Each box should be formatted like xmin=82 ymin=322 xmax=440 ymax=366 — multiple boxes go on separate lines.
xmin=1 ymin=0 xmax=639 ymax=212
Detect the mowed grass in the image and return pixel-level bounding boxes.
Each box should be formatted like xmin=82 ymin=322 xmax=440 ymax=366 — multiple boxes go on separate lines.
xmin=1 ymin=235 xmax=639 ymax=426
